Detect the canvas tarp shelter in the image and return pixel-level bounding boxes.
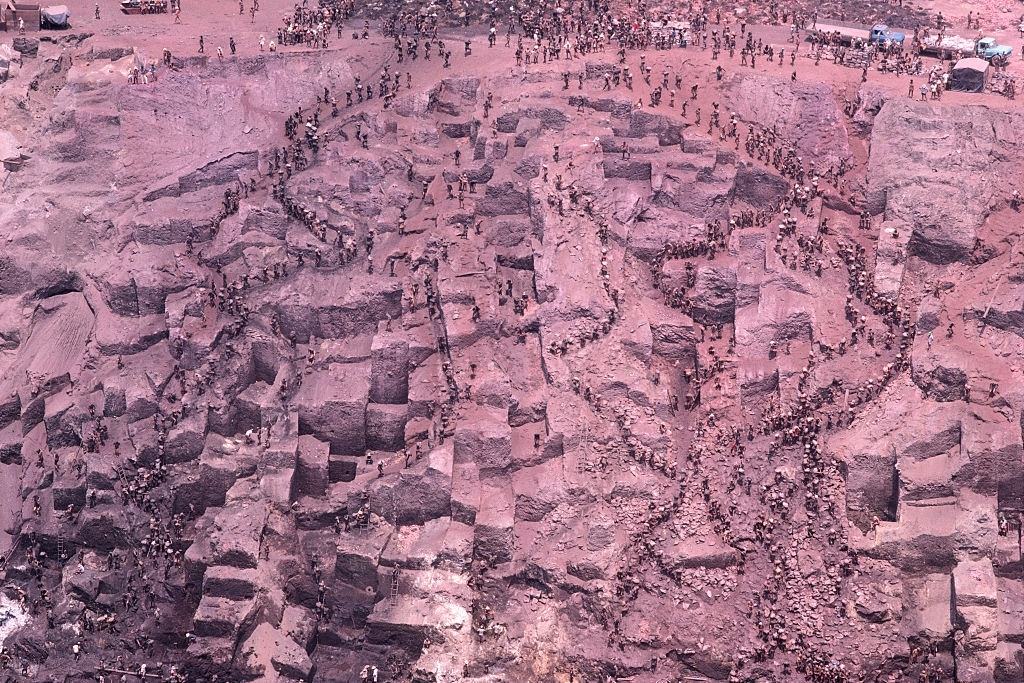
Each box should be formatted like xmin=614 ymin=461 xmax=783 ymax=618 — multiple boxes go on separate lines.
xmin=41 ymin=4 xmax=69 ymax=27
xmin=949 ymin=57 xmax=990 ymax=93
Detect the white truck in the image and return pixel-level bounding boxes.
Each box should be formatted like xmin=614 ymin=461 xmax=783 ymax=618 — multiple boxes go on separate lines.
xmin=919 ymin=34 xmax=977 ymax=59
xmin=919 ymin=34 xmax=1013 ymax=61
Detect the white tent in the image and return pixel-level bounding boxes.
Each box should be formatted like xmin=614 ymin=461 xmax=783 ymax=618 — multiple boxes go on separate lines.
xmin=41 ymin=4 xmax=70 ymax=28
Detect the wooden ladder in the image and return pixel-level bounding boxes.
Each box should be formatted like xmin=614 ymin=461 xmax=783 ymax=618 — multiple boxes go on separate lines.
xmin=389 ymin=569 xmax=400 ymax=607
xmin=0 ymin=533 xmax=23 ymax=572
xmin=576 ymin=422 xmax=590 ymax=474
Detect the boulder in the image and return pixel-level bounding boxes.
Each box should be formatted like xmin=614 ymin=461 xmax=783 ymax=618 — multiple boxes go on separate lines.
xmin=202 ymin=565 xmax=259 ymax=601
xmin=334 ymin=525 xmax=391 ymax=591
xmin=866 ymin=102 xmax=1022 ymax=264
xmin=196 ymin=500 xmax=268 ymax=570
xmin=831 ymin=383 xmax=958 ymax=528
xmin=238 ymin=622 xmax=314 ymax=680
xmin=439 ymin=121 xmax=478 ymax=139
xmin=42 ymin=392 xmax=82 ymax=451
xmin=163 ymin=410 xmax=207 ymax=464
xmin=365 ymin=595 xmax=464 ymax=652
xmin=852 ymin=582 xmax=903 ymax=623
xmin=602 ymin=159 xmax=652 ymax=181
xmin=193 ymin=595 xmax=256 ymax=637
xmin=0 ymin=423 xmax=23 ymax=465
xmin=450 ymin=462 xmax=480 ymax=525
xmin=175 ymin=438 xmax=254 ymax=514
xmin=428 ymin=77 xmax=480 ymax=116
xmin=453 ymin=406 xmax=512 ymax=476
xmin=441 ymin=164 xmax=494 ymax=185
xmin=482 ymin=216 xmax=535 ymax=249
xmin=911 ymin=352 xmax=968 ymax=402
xmin=476 ymin=181 xmax=530 ymax=217
xmin=185 ymin=637 xmax=236 ymax=669
xmin=85 ymin=455 xmax=118 ymax=491
xmin=997 ymin=578 xmax=1024 ymax=645
xmin=52 ymin=475 xmax=86 ymax=511
xmin=233 ymin=381 xmax=274 ymax=433
xmin=395 ymin=91 xmax=431 ymax=118
xmin=645 ymin=301 xmax=697 ymax=362
xmin=368 ymin=445 xmax=453 ymax=525
xmin=733 ymin=163 xmax=789 ymax=206
xmin=90 ymin=245 xmax=201 ymax=316
xmin=473 ymin=481 xmax=515 ymax=564
xmin=954 ymin=558 xmax=998 ymax=608
xmin=652 ymin=163 xmax=735 ymax=217
xmin=994 ymin=645 xmax=1023 ymax=682
xmin=347 ymin=159 xmax=387 ymax=194
xmin=958 ymin=604 xmax=1000 ymax=654
xmin=729 ymin=72 xmax=852 ymax=169
xmin=365 ymin=403 xmax=408 ymax=452
xmin=295 ymin=435 xmax=329 ymax=498
xmin=512 ymin=460 xmax=565 ymax=522
xmin=0 ymin=393 xmax=21 ymax=431
xmin=63 ymin=567 xmax=102 ymax=603
xmin=518 ymin=107 xmax=571 ymax=131
xmin=281 ymin=605 xmax=318 ymax=650
xmin=971 ymin=276 xmax=1024 ymax=340
xmin=271 ymin=271 xmax=402 ymax=341
xmin=93 ymin=310 xmax=168 ymax=357
xmin=690 ymin=264 xmax=737 ymax=325
xmin=270 ymin=635 xmax=314 ymax=680
xmin=12 ymin=38 xmax=39 ymax=58
xmin=75 ymin=507 xmax=131 ymax=551
xmin=901 ymin=573 xmax=953 ymax=641
xmin=127 ymin=185 xmax=222 ymax=245
xmin=293 ymin=362 xmax=370 ymax=455
xmin=613 ymin=111 xmax=684 ymax=146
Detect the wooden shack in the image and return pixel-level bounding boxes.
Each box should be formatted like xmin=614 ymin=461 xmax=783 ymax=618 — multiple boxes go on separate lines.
xmin=5 ymin=2 xmax=41 ymax=31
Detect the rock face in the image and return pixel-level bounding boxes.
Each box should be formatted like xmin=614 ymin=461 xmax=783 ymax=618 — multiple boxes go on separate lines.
xmin=866 ymin=102 xmax=1024 ymax=264
xmin=1 ymin=8 xmax=1023 ymax=683
xmin=293 ymin=362 xmax=371 ymax=454
xmin=729 ymin=72 xmax=853 ymax=169
xmin=689 ymin=264 xmax=736 ymax=325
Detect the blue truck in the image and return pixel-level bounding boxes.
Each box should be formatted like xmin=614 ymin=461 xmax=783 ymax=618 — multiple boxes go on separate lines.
xmin=975 ymin=37 xmax=1013 ymax=61
xmin=870 ymin=24 xmax=905 ymax=45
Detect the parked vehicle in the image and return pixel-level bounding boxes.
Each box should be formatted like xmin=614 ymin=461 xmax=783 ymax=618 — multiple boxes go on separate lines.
xmin=975 ymin=37 xmax=1012 ymax=61
xmin=812 ymin=21 xmax=905 ymax=46
xmin=919 ymin=34 xmax=977 ymax=59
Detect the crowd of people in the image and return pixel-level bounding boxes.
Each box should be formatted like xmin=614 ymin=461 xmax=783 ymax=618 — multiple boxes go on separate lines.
xmin=277 ymin=0 xmax=356 ymax=47
xmin=5 ymin=0 xmax=1021 ymax=681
